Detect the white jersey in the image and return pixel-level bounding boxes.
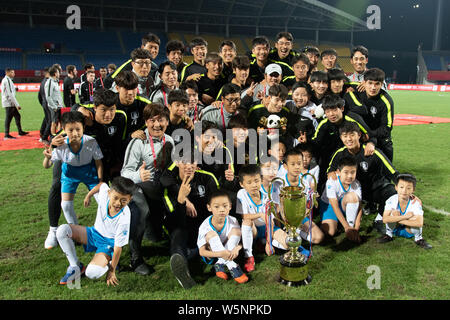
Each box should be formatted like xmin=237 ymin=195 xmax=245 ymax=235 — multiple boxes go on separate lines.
xmin=280 ymin=170 xmax=316 ymax=192
xmin=277 ymin=163 xmax=287 ymax=178
xmin=320 ymin=176 xmax=362 ymax=204
xmin=51 ymin=134 xmax=103 ymax=166
xmin=236 ymin=188 xmax=269 ymax=227
xmin=384 ymin=194 xmax=423 ymax=217
xmin=93 ymin=183 xmax=131 ymax=247
xmin=197 ymin=215 xmax=240 ymax=249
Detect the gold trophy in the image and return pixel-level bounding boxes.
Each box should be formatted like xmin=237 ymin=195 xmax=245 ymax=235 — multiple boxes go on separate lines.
xmin=268 ymin=174 xmax=318 ymax=286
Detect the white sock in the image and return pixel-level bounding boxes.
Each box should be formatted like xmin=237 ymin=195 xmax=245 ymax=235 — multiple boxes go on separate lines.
xmin=386 ymin=223 xmax=396 ymax=237
xmin=61 ymin=200 xmax=78 ymax=225
xmin=225 ymin=260 xmax=238 ymax=270
xmin=410 ymin=227 xmax=423 ymax=241
xmin=49 ymin=226 xmax=58 ymax=233
xmin=345 ymin=202 xmax=359 ymax=228
xmin=85 ymin=264 xmax=108 ymax=279
xmin=272 ymin=239 xmax=286 ymax=250
xmin=225 ymin=235 xmax=240 ymax=251
xmin=56 ymin=224 xmax=79 ymax=267
xmin=241 ymin=225 xmax=253 ymax=258
xmin=209 ymin=235 xmax=226 ymax=252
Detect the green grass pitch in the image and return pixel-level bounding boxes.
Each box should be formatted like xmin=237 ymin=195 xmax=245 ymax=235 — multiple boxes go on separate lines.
xmin=0 ymin=91 xmax=449 ymax=300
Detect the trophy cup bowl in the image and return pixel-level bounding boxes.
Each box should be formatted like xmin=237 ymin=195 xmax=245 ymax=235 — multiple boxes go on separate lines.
xmin=269 ymin=176 xmax=317 ymax=286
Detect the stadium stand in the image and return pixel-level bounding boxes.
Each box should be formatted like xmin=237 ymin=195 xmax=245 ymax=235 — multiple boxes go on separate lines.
xmin=423 ymin=55 xmax=443 ymax=71
xmin=84 ymin=54 xmax=130 ymax=69
xmin=26 ymin=54 xmax=81 ymax=70
xmin=0 ymin=52 xmax=23 ymax=70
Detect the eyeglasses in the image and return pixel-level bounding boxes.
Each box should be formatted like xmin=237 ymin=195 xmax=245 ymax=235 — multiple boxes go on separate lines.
xmin=224 ymin=97 xmax=241 ymax=104
xmin=133 ymin=60 xmax=151 ymax=67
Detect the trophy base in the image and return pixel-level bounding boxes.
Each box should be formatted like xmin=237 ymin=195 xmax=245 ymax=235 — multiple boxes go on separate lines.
xmin=278 ymin=256 xmax=311 ymax=286
xmin=278 ymin=275 xmax=312 ymax=287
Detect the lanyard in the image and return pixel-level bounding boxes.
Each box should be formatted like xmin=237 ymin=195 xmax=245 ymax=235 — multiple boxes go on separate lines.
xmin=398 ymin=199 xmax=410 ymax=215
xmin=89 ymin=82 xmax=94 ymax=101
xmin=149 ymin=135 xmax=166 ymax=170
xmin=194 ymin=105 xmax=198 ymax=122
xmin=162 ymin=88 xmax=168 ymax=106
xmin=220 ymin=104 xmax=226 ymax=129
xmin=100 ymin=77 xmax=104 ymax=89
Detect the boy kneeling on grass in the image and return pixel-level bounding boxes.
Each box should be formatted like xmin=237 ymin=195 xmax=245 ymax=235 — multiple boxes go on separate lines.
xmin=319 ymin=156 xmax=363 ymax=243
xmin=377 ymin=173 xmax=432 ymax=249
xmin=197 ymin=190 xmax=249 ymax=284
xmin=56 ymin=176 xmax=135 ymax=286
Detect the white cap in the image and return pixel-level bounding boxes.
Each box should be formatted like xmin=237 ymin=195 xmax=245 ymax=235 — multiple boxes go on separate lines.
xmin=265 ymin=63 xmax=282 ymax=76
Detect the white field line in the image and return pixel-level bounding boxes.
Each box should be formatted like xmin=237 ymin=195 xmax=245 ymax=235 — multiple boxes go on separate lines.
xmin=423 ymin=205 xmax=450 ymax=216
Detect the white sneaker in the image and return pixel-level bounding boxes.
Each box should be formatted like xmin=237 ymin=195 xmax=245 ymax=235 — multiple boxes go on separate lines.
xmin=45 ymin=229 xmax=58 ymax=249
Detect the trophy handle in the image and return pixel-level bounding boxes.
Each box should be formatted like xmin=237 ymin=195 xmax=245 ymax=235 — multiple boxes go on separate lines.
xmin=300 ymin=172 xmax=319 ymax=210
xmin=268 ymin=176 xmax=285 ymax=201
xmin=267 ymin=177 xmax=286 ymax=226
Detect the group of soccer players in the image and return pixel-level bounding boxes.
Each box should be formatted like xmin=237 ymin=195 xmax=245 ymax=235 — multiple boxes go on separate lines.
xmin=39 ymin=31 xmax=432 ymax=289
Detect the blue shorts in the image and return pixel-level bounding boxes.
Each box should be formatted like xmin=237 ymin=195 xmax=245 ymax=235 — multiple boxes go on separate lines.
xmin=61 ymin=162 xmax=99 ymax=194
xmin=256 ymin=224 xmax=281 ymax=240
xmin=83 ymin=227 xmax=115 ymax=258
xmin=392 ymin=226 xmax=414 ymax=239
xmin=319 ymin=198 xmax=344 ymax=222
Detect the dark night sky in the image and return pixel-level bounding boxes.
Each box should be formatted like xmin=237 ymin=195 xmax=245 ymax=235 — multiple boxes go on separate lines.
xmin=320 ymin=0 xmax=449 ymax=51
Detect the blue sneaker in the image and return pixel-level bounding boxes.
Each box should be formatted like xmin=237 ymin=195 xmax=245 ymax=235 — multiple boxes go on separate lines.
xmin=297 ymin=246 xmax=311 ymax=261
xmin=229 ymin=266 xmax=248 ymax=284
xmin=59 ymin=263 xmax=86 ymax=285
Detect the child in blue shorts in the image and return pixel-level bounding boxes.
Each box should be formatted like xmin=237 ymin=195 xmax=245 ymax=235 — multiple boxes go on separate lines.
xmin=43 ymin=111 xmax=104 ymax=225
xmin=237 ymin=164 xmax=290 ymax=273
xmin=198 ymin=190 xmax=248 ymax=284
xmin=56 ymin=176 xmax=135 ymax=286
xmin=377 ymin=173 xmax=432 ymax=249
xmin=319 ymin=156 xmax=363 ymax=243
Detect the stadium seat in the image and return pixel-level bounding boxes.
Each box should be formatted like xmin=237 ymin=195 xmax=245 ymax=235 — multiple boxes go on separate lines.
xmin=84 ymin=54 xmax=131 ymax=69
xmin=26 ymin=54 xmax=81 ymax=70
xmin=0 ymin=52 xmax=23 ymax=70
xmin=423 ymin=55 xmax=443 ymax=71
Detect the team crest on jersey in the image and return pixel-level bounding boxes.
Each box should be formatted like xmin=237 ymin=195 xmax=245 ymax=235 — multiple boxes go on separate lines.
xmin=131 ymin=112 xmax=139 ymax=125
xmin=197 ymin=185 xmax=206 ymax=197
xmin=108 ymin=126 xmax=117 ymax=136
xmin=360 ymin=161 xmax=369 ymax=172
xmin=370 ymin=106 xmax=377 ymax=117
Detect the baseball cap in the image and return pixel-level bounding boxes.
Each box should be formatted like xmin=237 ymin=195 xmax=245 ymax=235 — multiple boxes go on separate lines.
xmin=265 ymin=63 xmax=282 ymax=76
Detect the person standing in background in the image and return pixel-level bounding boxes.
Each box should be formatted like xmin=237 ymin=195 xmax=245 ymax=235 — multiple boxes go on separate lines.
xmin=1 ymin=68 xmax=28 ymax=140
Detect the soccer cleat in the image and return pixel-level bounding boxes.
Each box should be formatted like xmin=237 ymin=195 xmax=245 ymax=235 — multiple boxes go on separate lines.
xmin=229 ymin=266 xmax=248 ymax=284
xmin=59 ymin=263 xmax=86 ymax=285
xmin=415 ymin=239 xmax=432 ymax=250
xmin=44 ymin=229 xmax=58 ymax=249
xmin=170 ymin=253 xmax=196 ymax=289
xmin=373 ymin=220 xmax=386 ymax=235
xmin=243 ymin=256 xmax=255 ymax=273
xmin=376 ymin=234 xmax=393 ymax=244
xmin=131 ymin=261 xmax=152 ymax=276
xmin=4 ymin=135 xmax=16 ymax=140
xmin=213 ymin=263 xmax=228 ymax=280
